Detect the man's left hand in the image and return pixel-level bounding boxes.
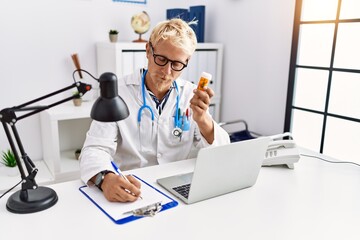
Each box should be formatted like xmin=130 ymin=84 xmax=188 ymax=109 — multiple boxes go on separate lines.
xmin=189 ymin=86 xmax=215 ymax=143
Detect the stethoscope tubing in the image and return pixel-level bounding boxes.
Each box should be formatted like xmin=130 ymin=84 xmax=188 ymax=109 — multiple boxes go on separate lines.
xmin=138 ymin=69 xmax=155 ymax=123
xmin=137 ymin=69 xmax=179 ymax=126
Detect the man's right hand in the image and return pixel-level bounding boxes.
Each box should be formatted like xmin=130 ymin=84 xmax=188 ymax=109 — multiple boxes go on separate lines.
xmin=101 ymin=173 xmax=142 ymax=202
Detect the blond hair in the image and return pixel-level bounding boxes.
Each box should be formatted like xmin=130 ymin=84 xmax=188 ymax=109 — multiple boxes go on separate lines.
xmin=149 ymin=18 xmax=198 ymax=56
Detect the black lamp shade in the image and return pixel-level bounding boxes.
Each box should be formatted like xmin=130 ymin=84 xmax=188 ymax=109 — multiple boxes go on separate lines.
xmin=91 ymin=72 xmax=129 ymax=122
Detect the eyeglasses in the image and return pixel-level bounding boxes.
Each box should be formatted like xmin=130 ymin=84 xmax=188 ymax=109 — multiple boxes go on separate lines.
xmin=150 ymin=43 xmax=188 ymax=71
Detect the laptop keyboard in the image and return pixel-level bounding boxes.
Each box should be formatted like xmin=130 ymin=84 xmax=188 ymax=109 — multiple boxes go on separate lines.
xmin=173 ymin=184 xmax=191 ymax=199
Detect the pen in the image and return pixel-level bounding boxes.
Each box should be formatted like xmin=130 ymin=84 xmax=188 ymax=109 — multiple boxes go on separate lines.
xmin=182 ymin=111 xmax=185 ymax=127
xmin=111 ymin=161 xmax=142 ymax=199
xmin=177 ymin=108 xmax=181 ymax=125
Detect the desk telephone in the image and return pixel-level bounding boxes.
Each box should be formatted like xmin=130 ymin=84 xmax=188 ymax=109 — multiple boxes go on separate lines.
xmin=262 ymin=132 xmax=300 ymax=169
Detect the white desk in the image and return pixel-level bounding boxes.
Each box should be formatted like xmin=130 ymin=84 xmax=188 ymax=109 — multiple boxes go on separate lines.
xmin=1 ymin=150 xmax=360 ymax=240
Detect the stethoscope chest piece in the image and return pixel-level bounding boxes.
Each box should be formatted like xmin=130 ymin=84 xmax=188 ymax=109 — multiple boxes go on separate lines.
xmin=172 ymin=127 xmax=183 ymax=138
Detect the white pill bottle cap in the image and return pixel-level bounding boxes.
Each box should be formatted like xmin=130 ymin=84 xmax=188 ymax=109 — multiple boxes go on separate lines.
xmin=201 ymin=72 xmax=212 ymax=80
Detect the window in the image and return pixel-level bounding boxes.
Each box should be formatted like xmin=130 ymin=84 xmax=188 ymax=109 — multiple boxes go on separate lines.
xmin=285 ymin=0 xmax=360 ymax=163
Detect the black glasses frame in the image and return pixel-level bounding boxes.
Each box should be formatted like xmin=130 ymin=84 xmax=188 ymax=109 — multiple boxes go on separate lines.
xmin=149 ymin=43 xmax=188 ymax=71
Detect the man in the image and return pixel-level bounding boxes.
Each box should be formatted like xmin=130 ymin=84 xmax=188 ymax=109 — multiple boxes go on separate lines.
xmin=79 ymin=18 xmax=230 ymax=202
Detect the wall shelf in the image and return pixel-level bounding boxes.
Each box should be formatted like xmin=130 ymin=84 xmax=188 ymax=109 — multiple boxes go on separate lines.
xmin=39 ymin=101 xmax=93 ymax=183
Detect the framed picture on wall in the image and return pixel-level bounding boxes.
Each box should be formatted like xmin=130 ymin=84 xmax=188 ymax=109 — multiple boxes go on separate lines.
xmin=112 ymin=0 xmax=147 ymax=4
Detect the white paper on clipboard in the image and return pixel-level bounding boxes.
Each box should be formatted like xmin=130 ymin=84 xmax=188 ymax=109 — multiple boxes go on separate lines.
xmin=79 ymin=175 xmax=177 ymax=221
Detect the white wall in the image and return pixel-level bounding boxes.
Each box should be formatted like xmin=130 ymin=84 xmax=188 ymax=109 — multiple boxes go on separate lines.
xmin=207 ymin=0 xmax=296 ymax=136
xmin=0 ymin=0 xmax=295 ymax=161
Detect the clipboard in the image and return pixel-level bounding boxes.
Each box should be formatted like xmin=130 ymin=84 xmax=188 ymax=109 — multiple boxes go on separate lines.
xmin=79 ymin=175 xmax=178 ymax=224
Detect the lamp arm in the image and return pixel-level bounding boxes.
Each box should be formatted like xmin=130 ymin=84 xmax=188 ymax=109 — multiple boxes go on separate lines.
xmin=6 ymin=82 xmax=91 ymax=122
xmin=1 ymin=122 xmax=27 ymax=178
xmin=0 ymin=81 xmax=92 ymax=196
xmin=0 ymin=69 xmax=104 ymax=213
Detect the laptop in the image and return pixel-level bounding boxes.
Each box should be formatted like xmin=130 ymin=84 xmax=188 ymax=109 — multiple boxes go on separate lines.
xmin=157 ymin=137 xmax=271 ymax=204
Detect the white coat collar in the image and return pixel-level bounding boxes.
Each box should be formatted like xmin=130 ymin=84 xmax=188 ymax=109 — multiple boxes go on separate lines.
xmin=125 ymin=68 xmax=186 ymax=96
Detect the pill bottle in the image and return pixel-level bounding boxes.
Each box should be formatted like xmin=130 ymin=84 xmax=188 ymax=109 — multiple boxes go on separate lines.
xmin=197 ymin=72 xmax=212 ymax=91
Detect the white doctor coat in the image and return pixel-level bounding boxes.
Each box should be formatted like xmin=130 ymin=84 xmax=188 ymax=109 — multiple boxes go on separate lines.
xmin=80 ymin=69 xmax=230 ymax=184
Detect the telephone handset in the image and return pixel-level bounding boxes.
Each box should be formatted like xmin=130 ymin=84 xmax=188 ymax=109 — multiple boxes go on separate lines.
xmin=263 ymin=132 xmax=300 ymax=169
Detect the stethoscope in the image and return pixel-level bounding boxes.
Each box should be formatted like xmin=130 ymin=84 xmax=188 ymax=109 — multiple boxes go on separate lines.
xmin=137 ymin=69 xmax=184 ymax=146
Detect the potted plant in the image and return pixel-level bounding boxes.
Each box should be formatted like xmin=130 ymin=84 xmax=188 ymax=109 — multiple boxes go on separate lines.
xmin=1 ymin=149 xmax=18 ymax=176
xmin=109 ymin=29 xmax=119 ymax=43
xmin=72 ymin=91 xmax=82 ymax=106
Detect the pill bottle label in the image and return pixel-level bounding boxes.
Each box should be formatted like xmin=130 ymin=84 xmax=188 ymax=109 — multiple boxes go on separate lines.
xmin=197 ymin=72 xmax=212 ymax=91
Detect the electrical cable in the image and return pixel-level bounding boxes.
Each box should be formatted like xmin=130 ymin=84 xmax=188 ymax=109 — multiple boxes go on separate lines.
xmin=300 ymin=153 xmax=360 ymax=168
xmin=72 ymin=69 xmax=99 ymax=83
xmin=0 ymin=179 xmax=23 ymax=199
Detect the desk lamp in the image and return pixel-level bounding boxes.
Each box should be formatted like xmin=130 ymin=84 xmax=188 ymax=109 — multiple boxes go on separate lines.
xmin=0 ymin=70 xmax=129 ymax=213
